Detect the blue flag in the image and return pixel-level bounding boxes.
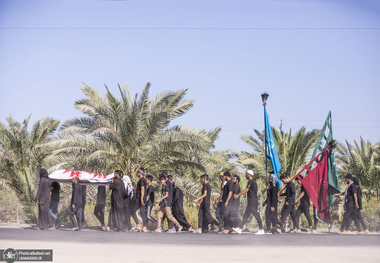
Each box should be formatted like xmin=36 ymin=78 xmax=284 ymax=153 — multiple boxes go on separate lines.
xmin=264 ymin=105 xmax=282 ymax=187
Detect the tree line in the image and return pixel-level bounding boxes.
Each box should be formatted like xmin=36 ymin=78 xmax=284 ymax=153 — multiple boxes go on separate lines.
xmin=0 ymin=83 xmax=379 ymax=222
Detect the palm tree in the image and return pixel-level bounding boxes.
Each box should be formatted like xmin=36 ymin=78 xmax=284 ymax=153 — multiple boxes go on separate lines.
xmin=236 ymin=127 xmax=320 ymax=178
xmin=336 ymin=138 xmax=380 ymax=197
xmin=49 ymin=83 xmax=226 ymax=178
xmin=236 ymin=126 xmax=319 ymax=223
xmin=0 ymin=115 xmax=60 ymax=222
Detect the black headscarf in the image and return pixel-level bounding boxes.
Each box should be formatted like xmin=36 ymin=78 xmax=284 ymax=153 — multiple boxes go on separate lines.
xmin=39 ymin=168 xmax=48 ymax=179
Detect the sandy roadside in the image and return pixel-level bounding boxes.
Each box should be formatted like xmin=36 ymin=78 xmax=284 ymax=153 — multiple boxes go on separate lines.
xmin=1 ymin=239 xmax=379 ymax=263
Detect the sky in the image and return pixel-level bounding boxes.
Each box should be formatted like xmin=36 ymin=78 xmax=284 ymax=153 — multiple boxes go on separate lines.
xmin=0 ymin=0 xmax=379 ymax=153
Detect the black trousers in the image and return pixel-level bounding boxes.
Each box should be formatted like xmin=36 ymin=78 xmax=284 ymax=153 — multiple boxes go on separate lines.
xmin=69 ymin=206 xmax=82 ymax=229
xmin=313 ymin=205 xmax=319 ymax=230
xmin=223 ymin=204 xmax=241 ymax=230
xmin=265 ymin=207 xmax=282 ymax=231
xmin=94 ymin=204 xmax=105 ymax=225
xmin=340 ymin=206 xmax=362 ymax=232
xmin=131 ymin=201 xmax=148 ymax=227
xmin=280 ymin=203 xmax=298 ymax=228
xmin=147 ymin=205 xmax=157 ymax=225
xmin=296 ymin=204 xmax=312 ymax=228
xmin=198 ymin=205 xmax=219 ymax=230
xmin=346 ymin=209 xmax=367 ymax=231
xmin=240 ymin=201 xmax=263 ymax=229
xmin=172 ymin=207 xmax=191 ymax=230
xmin=81 ymin=203 xmax=86 ymax=224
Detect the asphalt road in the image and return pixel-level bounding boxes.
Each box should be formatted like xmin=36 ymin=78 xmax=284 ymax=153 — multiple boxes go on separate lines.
xmin=1 ymin=227 xmax=379 ymax=247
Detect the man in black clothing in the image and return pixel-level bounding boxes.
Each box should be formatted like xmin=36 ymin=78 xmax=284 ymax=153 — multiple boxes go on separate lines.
xmin=106 ymin=170 xmax=126 ymax=232
xmin=49 ymin=181 xmax=60 ymax=228
xmin=334 ymin=174 xmax=363 ymax=235
xmin=81 ymin=185 xmax=87 ymax=228
xmin=69 ymin=176 xmax=82 ymax=231
xmin=122 ymin=175 xmax=133 ymax=231
xmin=193 ymin=174 xmax=219 ymax=233
xmin=131 ymin=168 xmax=148 ymax=232
xmin=295 ymin=176 xmax=313 ymax=233
xmin=232 ymin=175 xmax=241 ymax=216
xmin=263 ymin=173 xmax=283 ymax=234
xmin=155 ymin=175 xmax=183 ymax=233
xmin=235 ymin=170 xmax=264 ymax=235
xmin=345 ymin=177 xmax=369 ymax=234
xmin=145 ymin=175 xmax=157 ymax=226
xmin=221 ymin=172 xmax=241 ymax=234
xmin=94 ymin=185 xmax=106 ymax=230
xmin=172 ymin=178 xmax=192 ymax=231
xmin=214 ymin=173 xmax=225 ymax=232
xmin=279 ymin=173 xmax=298 ymax=232
xmin=163 ymin=174 xmax=175 ymax=232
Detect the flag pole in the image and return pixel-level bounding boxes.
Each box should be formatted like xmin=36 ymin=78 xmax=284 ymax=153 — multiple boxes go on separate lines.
xmin=261 ymin=93 xmax=269 ymax=172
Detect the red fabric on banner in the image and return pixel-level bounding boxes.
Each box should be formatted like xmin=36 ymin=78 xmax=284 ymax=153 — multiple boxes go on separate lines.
xmin=299 ymin=154 xmax=330 ymax=221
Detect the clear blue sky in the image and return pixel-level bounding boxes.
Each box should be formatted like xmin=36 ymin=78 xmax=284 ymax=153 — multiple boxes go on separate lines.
xmin=1 ymin=0 xmax=379 ymax=153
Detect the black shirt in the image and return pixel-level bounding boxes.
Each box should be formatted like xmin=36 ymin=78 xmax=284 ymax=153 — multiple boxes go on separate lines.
xmin=222 ymin=180 xmax=234 ymax=205
xmin=280 ymin=181 xmax=296 ymax=205
xmin=136 ymin=177 xmax=147 ymax=202
xmin=300 ymin=185 xmax=310 ymax=206
xmin=201 ymin=183 xmax=212 ymax=207
xmin=81 ymin=185 xmax=87 ymax=204
xmin=50 ymin=181 xmax=60 ymax=202
xmin=71 ymin=183 xmax=82 ymax=207
xmin=146 ymin=185 xmax=155 ymax=207
xmin=160 ymin=185 xmax=169 ymax=207
xmin=96 ymin=186 xmax=106 ymax=206
xmin=345 ymin=183 xmax=357 ymax=207
xmin=246 ymin=179 xmax=258 ymax=204
xmin=357 ymin=186 xmax=363 ymax=210
xmin=267 ymin=184 xmax=278 ymax=209
xmin=166 ymin=180 xmax=173 ymax=206
xmin=233 ymin=182 xmax=241 ymax=210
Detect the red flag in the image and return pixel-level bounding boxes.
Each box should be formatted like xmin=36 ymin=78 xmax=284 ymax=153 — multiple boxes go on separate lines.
xmin=299 ymin=154 xmax=331 ymax=222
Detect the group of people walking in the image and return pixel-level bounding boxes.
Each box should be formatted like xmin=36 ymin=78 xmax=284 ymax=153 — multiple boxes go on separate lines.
xmin=34 ymin=168 xmax=369 ymax=235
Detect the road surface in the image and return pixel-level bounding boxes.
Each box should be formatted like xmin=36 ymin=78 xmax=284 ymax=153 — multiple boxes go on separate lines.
xmin=0 ymin=227 xmax=379 ymax=263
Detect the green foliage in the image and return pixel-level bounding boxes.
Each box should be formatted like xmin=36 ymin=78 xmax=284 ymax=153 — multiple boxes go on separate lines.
xmin=0 ymin=115 xmax=60 ymax=222
xmin=336 ymin=138 xmax=380 ymax=195
xmin=361 ymin=197 xmax=380 ymax=231
xmin=237 ymin=126 xmax=320 ymax=179
xmin=49 ymin=83 xmax=221 ymax=177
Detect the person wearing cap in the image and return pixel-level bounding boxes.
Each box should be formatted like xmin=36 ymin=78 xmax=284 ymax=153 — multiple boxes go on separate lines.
xmin=234 ymin=170 xmax=265 ymax=235
xmin=334 ymin=174 xmax=363 ymax=235
xmin=294 ymin=176 xmax=313 ymax=233
xmin=131 ymin=168 xmax=149 ymax=233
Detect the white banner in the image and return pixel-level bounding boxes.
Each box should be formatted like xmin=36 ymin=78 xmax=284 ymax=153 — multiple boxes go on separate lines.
xmin=48 ymin=170 xmax=115 ymax=185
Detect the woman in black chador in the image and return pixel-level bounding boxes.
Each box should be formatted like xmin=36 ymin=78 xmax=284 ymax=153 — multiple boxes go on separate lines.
xmin=35 ymin=168 xmax=53 ymax=230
